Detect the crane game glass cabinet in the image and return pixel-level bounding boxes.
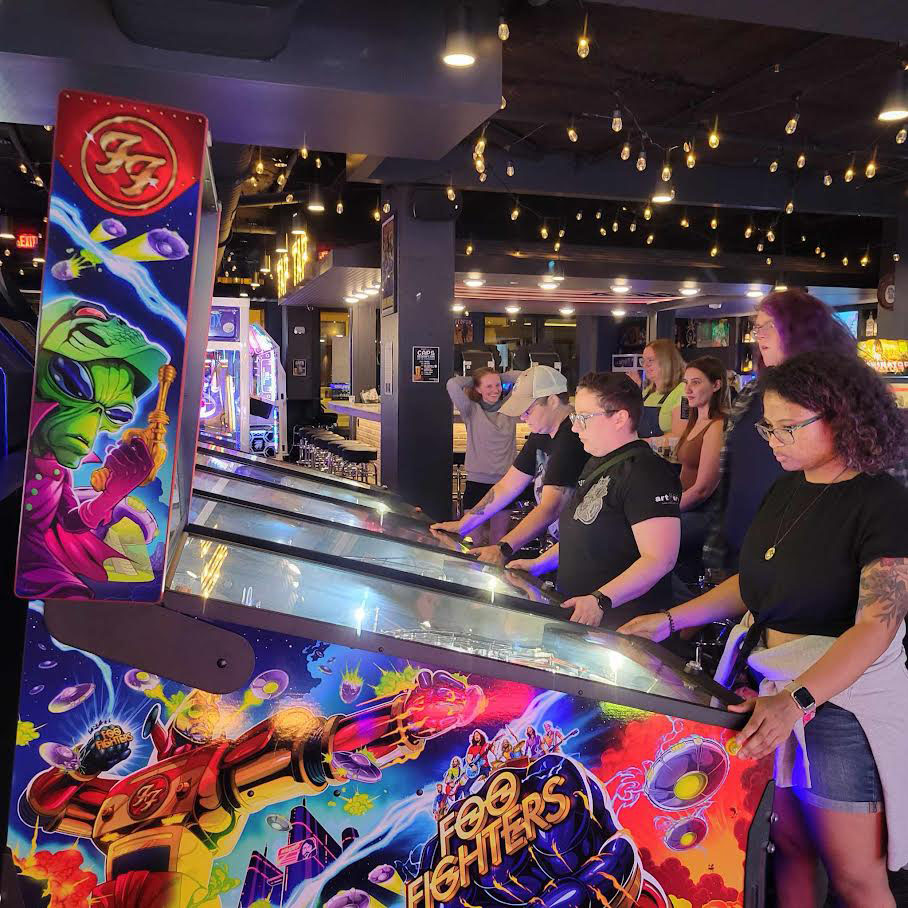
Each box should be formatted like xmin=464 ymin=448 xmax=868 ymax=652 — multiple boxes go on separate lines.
xmin=201 ymin=297 xmax=286 ymax=457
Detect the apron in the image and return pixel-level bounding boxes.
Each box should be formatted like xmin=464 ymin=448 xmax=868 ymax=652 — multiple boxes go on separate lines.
xmin=638 ymin=390 xmax=669 ymax=438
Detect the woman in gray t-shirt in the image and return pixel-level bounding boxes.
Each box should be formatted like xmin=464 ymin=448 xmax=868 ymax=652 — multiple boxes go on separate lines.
xmin=447 ymin=368 xmax=520 ymax=544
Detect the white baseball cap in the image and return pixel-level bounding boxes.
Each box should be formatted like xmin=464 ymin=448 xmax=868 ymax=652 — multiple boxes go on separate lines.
xmin=499 ymin=365 xmax=568 ymax=417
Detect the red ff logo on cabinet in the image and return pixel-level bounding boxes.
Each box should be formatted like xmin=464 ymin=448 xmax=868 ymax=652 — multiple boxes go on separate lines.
xmin=54 ymin=91 xmax=206 ymax=216
xmin=126 ymin=775 xmax=170 ymax=820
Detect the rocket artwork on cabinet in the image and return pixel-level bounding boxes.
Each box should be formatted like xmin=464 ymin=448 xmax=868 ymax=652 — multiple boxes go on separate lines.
xmin=14 ymin=90 xmax=208 ymax=603
xmin=7 ymin=608 xmax=771 ymax=908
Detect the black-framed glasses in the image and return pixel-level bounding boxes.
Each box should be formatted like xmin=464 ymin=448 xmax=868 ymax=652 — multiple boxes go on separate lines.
xmin=755 ymin=414 xmax=821 ymax=445
xmin=569 ymin=409 xmax=620 ymax=430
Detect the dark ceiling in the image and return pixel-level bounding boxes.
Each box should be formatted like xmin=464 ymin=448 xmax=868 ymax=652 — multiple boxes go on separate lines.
xmin=1 ymin=0 xmax=904 ymax=300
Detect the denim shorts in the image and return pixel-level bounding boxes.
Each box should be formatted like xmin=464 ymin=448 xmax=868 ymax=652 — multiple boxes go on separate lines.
xmin=791 ymin=702 xmax=883 ymax=813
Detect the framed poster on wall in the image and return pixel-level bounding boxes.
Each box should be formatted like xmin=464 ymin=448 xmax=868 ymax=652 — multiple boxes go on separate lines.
xmin=381 ymin=214 xmax=396 ymax=316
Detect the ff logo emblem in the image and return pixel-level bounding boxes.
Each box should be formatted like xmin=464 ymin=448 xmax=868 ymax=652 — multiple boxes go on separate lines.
xmin=81 ymin=116 xmax=177 ymax=212
xmin=127 ymin=774 xmax=170 ymax=820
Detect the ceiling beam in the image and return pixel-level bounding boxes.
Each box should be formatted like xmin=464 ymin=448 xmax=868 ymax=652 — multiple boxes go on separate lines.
xmin=368 ymin=145 xmax=903 ymax=217
xmin=588 ymin=0 xmax=908 ymax=43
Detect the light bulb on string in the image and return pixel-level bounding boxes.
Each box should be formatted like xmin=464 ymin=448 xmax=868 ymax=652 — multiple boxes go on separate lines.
xmin=865 ymin=151 xmax=878 ymax=178
xmin=553 ymin=240 xmax=561 ymax=251
xmin=540 ymin=223 xmax=549 ymax=239
xmin=558 ymin=228 xmax=565 ymax=238
xmin=842 ymin=256 xmax=849 ymax=266
xmin=769 ymin=160 xmax=779 ymax=173
xmin=708 ymin=119 xmax=720 ymax=149
xmin=646 ymin=233 xmax=655 ymax=245
xmin=315 ymin=157 xmax=322 ymax=169
xmin=336 ymin=198 xmax=344 ymax=214
xmin=595 ymin=209 xmax=602 ymax=220
xmin=474 ymin=134 xmax=486 ymax=156
xmin=844 ymin=159 xmax=855 ymax=182
xmin=643 ymin=204 xmax=652 ymax=220
xmin=686 ymin=146 xmax=696 ymax=168
xmin=506 ymin=161 xmax=516 ymax=177
xmin=300 ymin=143 xmax=308 ymax=159
xmin=661 ymin=156 xmax=672 ymax=182
xmin=577 ymin=12 xmax=590 ymax=58
xmin=710 ymin=214 xmax=718 ymax=230
xmin=620 ymin=142 xmax=631 ymax=161
xmin=861 ymin=249 xmax=870 ymax=267
xmin=823 ymin=171 xmax=832 ymax=186
xmin=636 ymin=149 xmax=647 ymax=172
xmin=710 ymin=243 xmax=719 ymax=257
xmin=372 ymin=205 xmax=381 ymax=222
xmin=630 ymin=220 xmax=637 ymax=232
xmin=744 ymin=223 xmax=753 ymax=239
xmin=599 ymin=226 xmax=607 ymax=236
xmin=567 ymin=121 xmax=579 ymax=143
xmin=680 ymin=212 xmax=690 ymax=228
xmin=612 ymin=219 xmax=619 ymax=233
xmin=785 ymin=200 xmax=794 ymax=214
xmin=757 ymin=242 xmax=764 ymax=252
xmin=815 ymin=245 xmax=821 ymax=255
xmin=898 ymin=127 xmax=908 ymax=144
xmin=575 ymin=210 xmax=583 ymax=221
xmin=382 ymin=201 xmax=390 ymax=214
xmin=796 ymin=152 xmax=806 ymax=169
xmin=498 ymin=17 xmax=509 ymax=40
xmin=821 ymin=250 xmax=826 ymax=258
xmin=611 ymin=108 xmax=623 ymax=132
xmin=446 ymin=185 xmax=456 ymax=201
xmin=785 ymin=109 xmax=800 ymax=135
xmin=683 ymin=139 xmax=692 ymax=154
xmin=479 ymin=171 xmax=488 ymax=183
xmin=255 ymin=153 xmax=264 ymax=175
xmin=766 ymin=256 xmax=773 ymax=265
xmin=766 ymin=227 xmax=775 ymax=243
xmin=510 ymin=202 xmax=520 ymax=221
xmin=465 ymin=241 xmax=474 ymax=255
xmin=500 ymin=95 xmax=507 ymax=110
xmin=474 ymin=156 xmax=485 ymax=174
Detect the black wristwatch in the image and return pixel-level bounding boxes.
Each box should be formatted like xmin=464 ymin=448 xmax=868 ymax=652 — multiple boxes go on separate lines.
xmin=591 ymin=591 xmax=612 ymax=612
xmin=498 ymin=541 xmax=514 ymax=558
xmin=787 ymin=683 xmax=817 ymax=716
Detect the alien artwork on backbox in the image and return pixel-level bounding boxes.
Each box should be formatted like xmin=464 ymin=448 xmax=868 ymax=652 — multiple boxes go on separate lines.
xmin=7 ymin=609 xmax=770 ymax=908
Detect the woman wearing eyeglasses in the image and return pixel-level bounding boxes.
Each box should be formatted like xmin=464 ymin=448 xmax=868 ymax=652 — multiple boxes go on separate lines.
xmin=508 ymin=372 xmax=681 ymax=627
xmin=619 ymin=352 xmax=908 ymax=907
xmin=703 ymin=290 xmax=855 ymax=578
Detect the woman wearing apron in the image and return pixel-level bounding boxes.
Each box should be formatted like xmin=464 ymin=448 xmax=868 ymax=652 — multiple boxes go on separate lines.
xmin=639 ymin=339 xmax=685 ymax=439
xmin=619 ymin=351 xmax=908 ymax=907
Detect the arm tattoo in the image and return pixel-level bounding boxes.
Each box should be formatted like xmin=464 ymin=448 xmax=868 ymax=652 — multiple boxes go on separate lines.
xmin=466 ymin=487 xmax=496 ymax=518
xmin=857 ymin=557 xmax=908 ymax=628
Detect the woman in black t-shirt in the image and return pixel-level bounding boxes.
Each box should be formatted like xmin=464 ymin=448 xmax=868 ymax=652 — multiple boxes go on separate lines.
xmin=619 ymin=352 xmax=908 ymax=906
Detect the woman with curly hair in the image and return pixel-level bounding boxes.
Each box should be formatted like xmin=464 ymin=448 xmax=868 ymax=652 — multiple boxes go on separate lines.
xmin=703 ymin=289 xmax=855 ymax=576
xmin=619 ymin=351 xmax=908 ymax=906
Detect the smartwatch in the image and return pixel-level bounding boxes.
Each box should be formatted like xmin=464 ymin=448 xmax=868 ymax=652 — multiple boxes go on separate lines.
xmin=786 ymin=683 xmax=817 ymax=717
xmin=591 ymin=591 xmax=612 ymax=612
xmin=498 ymin=541 xmax=514 ymax=558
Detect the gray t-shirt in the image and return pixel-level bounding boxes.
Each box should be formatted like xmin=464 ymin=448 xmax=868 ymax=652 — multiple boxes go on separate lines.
xmin=447 ymin=374 xmax=520 ymax=485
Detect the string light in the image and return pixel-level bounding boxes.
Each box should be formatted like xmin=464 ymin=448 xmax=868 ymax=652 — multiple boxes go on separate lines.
xmin=823 ymin=171 xmax=832 ymax=186
xmin=575 ymin=209 xmax=583 ymax=220
xmin=611 ymin=108 xmax=622 ymax=132
xmin=629 ymin=220 xmax=637 ymax=232
xmin=511 ymin=201 xmax=520 ymax=221
xmin=844 ymin=158 xmax=855 ymax=182
xmin=255 ymin=152 xmax=264 ymax=175
xmin=686 ymin=145 xmax=696 ymax=168
xmin=636 ymin=149 xmax=647 ymax=172
xmin=785 ymin=199 xmax=794 ymax=214
xmin=465 ymin=241 xmax=473 ymax=255
xmin=769 ymin=160 xmax=779 ymax=173
xmin=898 ymin=127 xmax=908 ymax=144
xmin=506 ymin=161 xmax=516 ymax=177
xmin=300 ymin=142 xmax=308 ymax=159
xmin=540 ymin=223 xmax=549 ymax=239
xmin=744 ymin=223 xmax=753 ymax=239
xmin=766 ymin=227 xmax=775 ymax=243
xmin=661 ymin=155 xmax=672 ymax=182
xmin=382 ymin=201 xmax=391 ymax=213
xmin=567 ymin=120 xmax=579 ymax=143
xmin=500 ymin=95 xmax=507 ymax=110
xmin=577 ymin=12 xmax=590 ymax=58
xmin=683 ymin=139 xmax=692 ymax=153
xmin=612 ymin=218 xmax=619 ymax=233
xmin=558 ymin=228 xmax=566 ymax=238
xmin=315 ymin=156 xmax=322 ymax=168
xmin=595 ymin=209 xmax=602 ymax=220
xmin=766 ymin=256 xmax=772 ymax=265
xmin=821 ymin=250 xmax=826 ymax=258
xmin=710 ymin=214 xmax=718 ymax=230
xmin=599 ymin=226 xmax=607 ymax=236
xmin=680 ymin=212 xmax=690 ymax=228
xmin=842 ymin=255 xmax=849 ymax=266
xmin=18 ymin=163 xmax=27 ymax=174
xmin=785 ymin=109 xmax=800 ymax=135
xmin=643 ymin=204 xmax=653 ymax=220
xmin=446 ymin=185 xmax=456 ymax=201
xmin=865 ymin=150 xmax=878 ymax=178
xmin=474 ymin=156 xmax=485 ymax=174
xmin=336 ymin=198 xmax=344 ymax=214
xmin=757 ymin=242 xmax=764 ymax=252
xmin=474 ymin=134 xmax=486 ymax=156
xmin=708 ymin=118 xmax=720 ymax=149
xmin=710 ymin=242 xmax=719 ymax=257
xmin=796 ymin=152 xmax=806 ymax=169
xmin=372 ymin=205 xmax=381 ymax=222
xmin=498 ymin=17 xmax=509 ymax=40
xmin=620 ymin=142 xmax=632 ymax=161
xmin=479 ymin=171 xmax=488 ymax=183
xmin=646 ymin=233 xmax=655 ymax=245
xmin=861 ymin=249 xmax=870 ymax=267
xmin=815 ymin=245 xmax=821 ymax=254
xmin=554 ymin=240 xmax=561 ymax=251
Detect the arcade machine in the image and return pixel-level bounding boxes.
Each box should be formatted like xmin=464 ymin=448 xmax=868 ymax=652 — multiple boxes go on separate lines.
xmin=858 ymin=337 xmax=908 ymax=408
xmin=201 ymin=299 xmax=287 ymax=458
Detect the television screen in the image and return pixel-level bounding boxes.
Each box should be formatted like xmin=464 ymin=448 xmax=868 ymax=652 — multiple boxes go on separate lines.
xmin=834 ymin=309 xmax=859 ymax=337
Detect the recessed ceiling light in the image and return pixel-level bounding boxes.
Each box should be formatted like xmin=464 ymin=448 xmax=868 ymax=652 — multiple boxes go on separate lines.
xmin=746 ymin=287 xmax=764 ymax=298
xmin=463 ymin=278 xmax=485 ymax=288
xmin=505 ymin=304 xmax=521 ymax=314
xmin=709 ymin=302 xmax=722 ymax=309
xmin=452 ymin=303 xmax=465 ymax=313
xmin=774 ymin=282 xmax=788 ymax=292
xmin=239 ymin=291 xmax=249 ymax=297
xmin=559 ymin=306 xmax=575 ymax=316
xmin=679 ymin=286 xmax=700 ymax=296
xmin=364 ymin=287 xmax=379 ymax=296
xmin=0 ymin=232 xmax=14 ymax=240
xmin=538 ymin=280 xmax=557 ymax=290
xmin=610 ymin=283 xmax=631 ymax=294
xmin=291 ymin=225 xmax=307 ymax=235
xmin=354 ymin=292 xmax=368 ymax=300
xmin=612 ymin=308 xmax=626 ymax=317
xmin=344 ymin=295 xmax=358 ymax=303
xmin=552 ymin=274 xmax=565 ymax=282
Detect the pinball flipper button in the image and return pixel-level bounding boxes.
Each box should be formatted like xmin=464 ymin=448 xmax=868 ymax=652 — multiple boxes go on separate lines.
xmin=725 ymin=738 xmax=741 ymax=756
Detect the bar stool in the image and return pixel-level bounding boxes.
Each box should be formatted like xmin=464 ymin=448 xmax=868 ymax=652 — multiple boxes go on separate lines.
xmin=452 ymin=450 xmax=466 ymax=517
xmin=338 ymin=443 xmax=379 ymax=484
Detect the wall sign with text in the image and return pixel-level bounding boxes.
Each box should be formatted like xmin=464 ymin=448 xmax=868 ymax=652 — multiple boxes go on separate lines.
xmin=412 ymin=346 xmax=440 ymax=382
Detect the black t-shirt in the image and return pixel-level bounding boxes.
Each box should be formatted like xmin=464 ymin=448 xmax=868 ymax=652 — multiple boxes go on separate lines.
xmin=740 ymin=471 xmax=908 ymax=636
xmin=513 ymin=416 xmax=589 ymax=538
xmin=557 ymin=440 xmax=681 ymax=625
xmin=722 ymin=391 xmax=784 ymax=566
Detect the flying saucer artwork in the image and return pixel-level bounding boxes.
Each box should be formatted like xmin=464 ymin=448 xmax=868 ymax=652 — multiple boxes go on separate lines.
xmin=664 ymin=816 xmax=709 ymax=851
xmin=50 ymin=220 xmax=189 ymax=283
xmin=38 ymin=661 xmax=57 ymax=670
xmin=124 ymin=669 xmax=161 ymax=692
xmin=644 ymin=735 xmax=729 ymax=811
xmin=332 ymin=751 xmax=382 ymax=783
xmin=38 ymin=742 xmax=79 ymax=771
xmin=250 ymin=669 xmax=289 ymax=701
xmin=266 ymin=814 xmax=290 ymax=832
xmin=47 ymin=683 xmax=95 ymax=714
xmin=28 ymin=685 xmax=45 ymax=696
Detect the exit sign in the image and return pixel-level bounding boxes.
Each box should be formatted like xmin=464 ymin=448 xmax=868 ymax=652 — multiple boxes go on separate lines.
xmin=16 ymin=233 xmax=39 ymax=250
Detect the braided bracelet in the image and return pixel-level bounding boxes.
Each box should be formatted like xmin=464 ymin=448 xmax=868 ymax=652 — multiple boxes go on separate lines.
xmin=664 ymin=609 xmax=676 ymax=635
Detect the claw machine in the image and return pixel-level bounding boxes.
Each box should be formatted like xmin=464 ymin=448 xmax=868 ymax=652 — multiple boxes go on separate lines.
xmin=248 ymin=321 xmax=287 ymax=458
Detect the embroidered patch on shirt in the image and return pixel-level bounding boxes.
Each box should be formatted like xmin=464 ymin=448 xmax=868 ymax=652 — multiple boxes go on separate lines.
xmin=573 ymin=475 xmax=611 ymax=525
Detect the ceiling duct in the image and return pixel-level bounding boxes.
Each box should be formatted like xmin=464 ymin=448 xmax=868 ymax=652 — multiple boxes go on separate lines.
xmin=111 ymin=0 xmax=304 ymax=60
xmin=210 ymin=143 xmax=254 ymax=272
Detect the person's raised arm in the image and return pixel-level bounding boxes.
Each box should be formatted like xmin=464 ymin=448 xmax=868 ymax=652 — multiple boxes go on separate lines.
xmin=431 ymin=466 xmax=531 ymax=537
xmin=680 ymin=419 xmax=724 ymax=511
xmin=446 ymin=375 xmax=475 ymax=416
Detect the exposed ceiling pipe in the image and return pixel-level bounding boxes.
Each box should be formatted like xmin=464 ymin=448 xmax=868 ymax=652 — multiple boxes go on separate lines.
xmin=232 ymin=224 xmax=278 ymax=235
xmin=211 ymin=144 xmax=254 ymax=273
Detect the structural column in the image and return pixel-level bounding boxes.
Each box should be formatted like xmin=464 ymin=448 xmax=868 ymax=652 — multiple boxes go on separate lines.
xmin=878 ymin=195 xmax=908 ymax=338
xmin=379 ymin=185 xmax=454 ymax=519
xmin=351 ymin=298 xmax=378 ymax=399
xmin=577 ymin=315 xmax=625 ymax=375
xmin=281 ymin=305 xmax=321 ymax=449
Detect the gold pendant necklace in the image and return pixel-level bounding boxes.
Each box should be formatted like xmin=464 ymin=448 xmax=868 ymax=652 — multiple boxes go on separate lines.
xmin=764 ymin=467 xmax=849 ymax=561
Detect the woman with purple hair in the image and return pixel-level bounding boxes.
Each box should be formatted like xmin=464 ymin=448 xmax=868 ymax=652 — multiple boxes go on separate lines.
xmin=702 ymin=289 xmax=855 ymax=578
